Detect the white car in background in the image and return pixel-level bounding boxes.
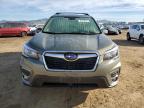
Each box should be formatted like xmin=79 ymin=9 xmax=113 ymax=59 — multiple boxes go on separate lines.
xmin=28 ymin=24 xmax=44 ymax=35
xmin=36 ymin=24 xmax=44 ymax=33
xmin=28 ymin=25 xmax=37 ymax=36
xmin=127 ymin=24 xmax=144 ymax=44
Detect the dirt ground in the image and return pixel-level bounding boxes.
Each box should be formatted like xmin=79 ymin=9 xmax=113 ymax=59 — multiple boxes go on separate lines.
xmin=0 ymin=31 xmax=144 ymax=108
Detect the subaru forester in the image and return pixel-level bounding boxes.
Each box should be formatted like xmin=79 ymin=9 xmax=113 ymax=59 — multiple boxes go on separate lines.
xmin=20 ymin=13 xmax=121 ymax=87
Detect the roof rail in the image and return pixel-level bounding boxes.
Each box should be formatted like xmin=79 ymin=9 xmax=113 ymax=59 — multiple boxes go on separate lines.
xmin=77 ymin=13 xmax=89 ymax=16
xmin=55 ymin=12 xmax=89 ymax=16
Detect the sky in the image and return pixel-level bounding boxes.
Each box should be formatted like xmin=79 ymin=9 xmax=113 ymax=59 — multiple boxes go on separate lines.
xmin=0 ymin=0 xmax=144 ymax=22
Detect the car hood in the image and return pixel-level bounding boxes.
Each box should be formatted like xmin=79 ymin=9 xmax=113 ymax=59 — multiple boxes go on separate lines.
xmin=28 ymin=33 xmax=114 ymax=53
xmin=108 ymin=28 xmax=116 ymax=31
xmin=29 ymin=27 xmax=37 ymax=31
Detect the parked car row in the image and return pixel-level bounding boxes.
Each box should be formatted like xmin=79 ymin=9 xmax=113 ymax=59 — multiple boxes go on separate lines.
xmin=100 ymin=25 xmax=122 ymax=35
xmin=0 ymin=22 xmax=44 ymax=37
xmin=100 ymin=23 xmax=144 ymax=44
xmin=0 ymin=21 xmax=123 ymax=37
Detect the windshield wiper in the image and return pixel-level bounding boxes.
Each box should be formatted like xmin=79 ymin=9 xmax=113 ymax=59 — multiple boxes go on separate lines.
xmin=43 ymin=31 xmax=99 ymax=35
xmin=43 ymin=31 xmax=70 ymax=34
xmin=68 ymin=32 xmax=98 ymax=35
xmin=43 ymin=31 xmax=57 ymax=34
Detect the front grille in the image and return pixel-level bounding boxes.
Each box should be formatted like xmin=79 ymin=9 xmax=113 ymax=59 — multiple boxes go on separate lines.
xmin=43 ymin=53 xmax=98 ymax=71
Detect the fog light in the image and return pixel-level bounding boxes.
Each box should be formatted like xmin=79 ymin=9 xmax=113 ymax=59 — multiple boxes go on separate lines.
xmin=111 ymin=69 xmax=120 ymax=77
xmin=111 ymin=69 xmax=120 ymax=82
xmin=23 ymin=74 xmax=30 ymax=80
xmin=111 ymin=72 xmax=117 ymax=77
xmin=21 ymin=69 xmax=32 ymax=80
xmin=112 ymin=77 xmax=118 ymax=82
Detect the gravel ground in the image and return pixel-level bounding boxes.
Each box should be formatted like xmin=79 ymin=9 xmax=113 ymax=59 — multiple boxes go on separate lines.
xmin=0 ymin=31 xmax=144 ymax=108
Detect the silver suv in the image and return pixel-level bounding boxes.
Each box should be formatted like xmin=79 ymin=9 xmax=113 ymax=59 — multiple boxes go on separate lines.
xmin=20 ymin=13 xmax=121 ymax=87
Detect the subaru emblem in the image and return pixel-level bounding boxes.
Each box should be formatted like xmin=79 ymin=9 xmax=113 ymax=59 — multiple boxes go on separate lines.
xmin=64 ymin=53 xmax=78 ymax=61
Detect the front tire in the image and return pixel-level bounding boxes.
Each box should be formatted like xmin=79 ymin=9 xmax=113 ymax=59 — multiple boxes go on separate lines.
xmin=127 ymin=33 xmax=131 ymax=41
xmin=21 ymin=32 xmax=27 ymax=37
xmin=139 ymin=35 xmax=144 ymax=44
xmin=116 ymin=31 xmax=119 ymax=35
xmin=119 ymin=30 xmax=121 ymax=34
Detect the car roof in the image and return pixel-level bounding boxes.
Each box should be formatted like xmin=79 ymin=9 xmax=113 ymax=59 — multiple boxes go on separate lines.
xmin=1 ymin=22 xmax=26 ymax=24
xmin=139 ymin=24 xmax=144 ymax=26
xmin=131 ymin=23 xmax=144 ymax=26
xmin=52 ymin=12 xmax=91 ymax=18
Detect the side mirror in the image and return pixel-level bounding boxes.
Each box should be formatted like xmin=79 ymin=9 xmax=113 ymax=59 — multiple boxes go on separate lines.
xmin=102 ymin=29 xmax=108 ymax=34
xmin=36 ymin=28 xmax=42 ymax=33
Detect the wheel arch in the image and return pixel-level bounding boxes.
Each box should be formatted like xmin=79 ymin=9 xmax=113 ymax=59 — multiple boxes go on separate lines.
xmin=20 ymin=31 xmax=27 ymax=37
xmin=139 ymin=34 xmax=144 ymax=38
xmin=127 ymin=32 xmax=130 ymax=36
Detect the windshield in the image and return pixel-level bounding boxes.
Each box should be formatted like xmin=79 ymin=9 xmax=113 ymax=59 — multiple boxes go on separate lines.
xmin=43 ymin=17 xmax=101 ymax=34
xmin=141 ymin=25 xmax=144 ymax=29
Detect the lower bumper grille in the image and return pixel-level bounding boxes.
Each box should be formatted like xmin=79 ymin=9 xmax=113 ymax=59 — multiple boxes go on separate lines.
xmin=43 ymin=52 xmax=98 ymax=71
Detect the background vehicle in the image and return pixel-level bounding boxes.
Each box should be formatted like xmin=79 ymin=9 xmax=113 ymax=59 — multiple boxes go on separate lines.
xmin=36 ymin=24 xmax=44 ymax=33
xmin=27 ymin=24 xmax=44 ymax=35
xmin=28 ymin=25 xmax=37 ymax=36
xmin=119 ymin=25 xmax=129 ymax=29
xmin=112 ymin=26 xmax=122 ymax=34
xmin=105 ymin=26 xmax=120 ymax=35
xmin=127 ymin=24 xmax=144 ymax=44
xmin=0 ymin=22 xmax=30 ymax=37
xmin=20 ymin=12 xmax=121 ymax=88
xmin=98 ymin=23 xmax=108 ymax=34
xmin=117 ymin=27 xmax=122 ymax=34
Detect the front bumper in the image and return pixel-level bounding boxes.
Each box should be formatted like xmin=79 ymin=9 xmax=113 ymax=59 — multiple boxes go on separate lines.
xmin=20 ymin=55 xmax=121 ymax=87
xmin=27 ymin=30 xmax=36 ymax=35
xmin=108 ymin=31 xmax=118 ymax=34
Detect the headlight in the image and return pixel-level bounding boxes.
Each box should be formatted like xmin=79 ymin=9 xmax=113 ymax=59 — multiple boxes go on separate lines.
xmin=103 ymin=46 xmax=119 ymax=60
xmin=22 ymin=45 xmax=39 ymax=59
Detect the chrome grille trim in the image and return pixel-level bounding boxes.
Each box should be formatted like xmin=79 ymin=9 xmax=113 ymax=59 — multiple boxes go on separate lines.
xmin=42 ymin=51 xmax=99 ymax=72
xmin=44 ymin=53 xmax=98 ymax=59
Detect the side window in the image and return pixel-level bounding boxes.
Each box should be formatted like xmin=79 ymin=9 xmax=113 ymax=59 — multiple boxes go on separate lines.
xmin=141 ymin=25 xmax=144 ymax=29
xmin=0 ymin=23 xmax=4 ymax=28
xmin=4 ymin=23 xmax=12 ymax=28
xmin=132 ymin=25 xmax=137 ymax=29
xmin=9 ymin=23 xmax=17 ymax=28
xmin=0 ymin=23 xmax=8 ymax=28
xmin=132 ymin=25 xmax=140 ymax=31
